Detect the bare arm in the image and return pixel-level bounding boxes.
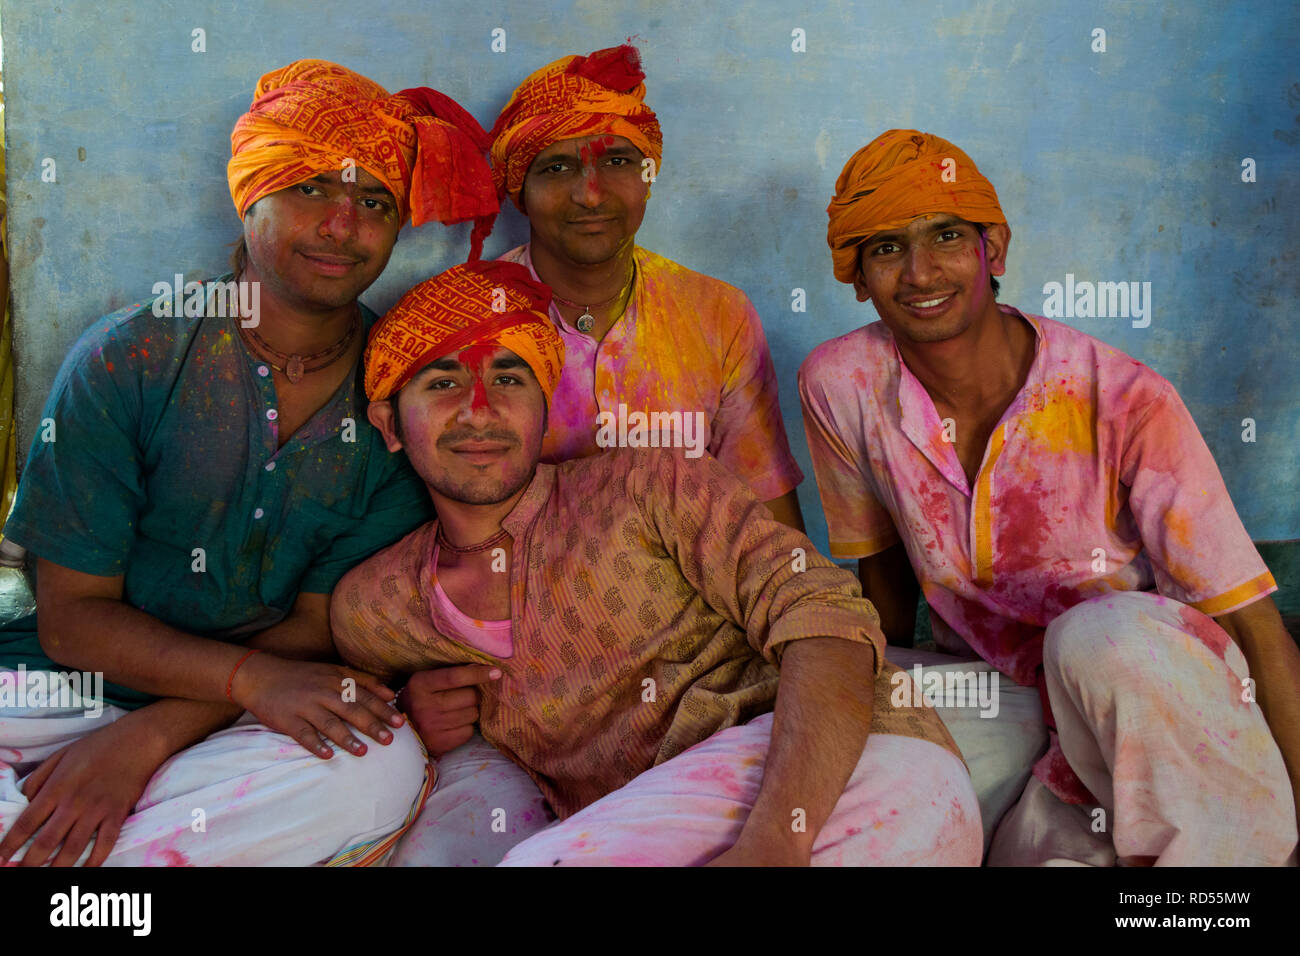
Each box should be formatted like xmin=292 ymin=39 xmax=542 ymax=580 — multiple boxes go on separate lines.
xmin=858 ymin=541 xmax=920 ymax=646
xmin=761 ymin=489 xmax=806 ymax=532
xmin=708 ymin=636 xmax=876 ymax=866
xmin=1214 ymin=597 xmax=1300 ymax=831
xmin=0 ymin=567 xmax=405 ymax=866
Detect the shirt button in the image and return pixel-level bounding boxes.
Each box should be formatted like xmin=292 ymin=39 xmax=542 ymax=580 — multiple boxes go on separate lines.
xmin=257 ymin=365 xmax=270 ymax=377
xmin=253 ymin=508 xmax=265 ymax=519
xmin=265 ymin=461 xmax=276 ymax=472
xmin=266 ymin=409 xmax=278 ymax=421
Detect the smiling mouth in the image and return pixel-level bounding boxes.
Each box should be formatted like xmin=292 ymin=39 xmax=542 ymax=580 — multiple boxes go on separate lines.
xmin=898 ymin=293 xmax=955 ymax=314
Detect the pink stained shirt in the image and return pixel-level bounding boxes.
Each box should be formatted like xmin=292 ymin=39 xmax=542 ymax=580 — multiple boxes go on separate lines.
xmin=798 ymin=307 xmax=1277 ymax=690
xmin=497 ymin=243 xmax=804 ymax=502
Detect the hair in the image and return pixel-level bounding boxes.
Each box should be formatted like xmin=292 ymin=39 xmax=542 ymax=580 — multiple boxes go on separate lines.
xmin=389 ymin=397 xmax=404 ymax=443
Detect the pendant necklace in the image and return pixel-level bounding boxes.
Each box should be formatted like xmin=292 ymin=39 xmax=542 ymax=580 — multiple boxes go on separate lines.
xmin=550 ymin=267 xmax=635 ymax=333
xmin=240 ymin=311 xmax=360 ymax=384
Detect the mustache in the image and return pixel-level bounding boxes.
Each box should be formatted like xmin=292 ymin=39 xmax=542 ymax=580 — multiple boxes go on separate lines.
xmin=438 ymin=428 xmax=520 ymax=447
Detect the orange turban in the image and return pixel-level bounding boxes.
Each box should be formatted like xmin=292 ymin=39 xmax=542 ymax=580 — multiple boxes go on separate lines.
xmin=826 ymin=130 xmax=1007 ymax=284
xmin=489 ymin=44 xmax=663 ymax=210
xmin=229 ymin=60 xmax=499 ymax=259
xmin=365 ymin=260 xmax=565 ymax=403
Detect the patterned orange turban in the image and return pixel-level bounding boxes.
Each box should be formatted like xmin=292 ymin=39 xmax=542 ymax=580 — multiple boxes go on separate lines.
xmin=489 ymin=44 xmax=663 ymax=210
xmin=365 ymin=260 xmax=565 ymax=403
xmin=229 ymin=60 xmax=499 ymax=259
xmin=826 ymin=130 xmax=1007 ymax=284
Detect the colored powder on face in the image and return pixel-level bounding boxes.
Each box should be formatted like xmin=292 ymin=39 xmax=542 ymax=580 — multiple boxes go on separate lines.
xmin=459 ymin=343 xmax=497 ymax=412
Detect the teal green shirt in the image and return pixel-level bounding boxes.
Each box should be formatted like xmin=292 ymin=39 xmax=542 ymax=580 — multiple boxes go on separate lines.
xmin=0 ymin=277 xmax=434 ymax=709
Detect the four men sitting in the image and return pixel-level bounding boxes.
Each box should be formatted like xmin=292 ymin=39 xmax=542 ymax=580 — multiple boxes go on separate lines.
xmin=0 ymin=48 xmax=1294 ymax=867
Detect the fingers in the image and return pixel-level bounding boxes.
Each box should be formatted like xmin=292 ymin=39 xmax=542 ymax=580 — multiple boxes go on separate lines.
xmin=18 ymin=806 xmax=77 ymax=867
xmin=289 ymin=722 xmax=334 ymax=760
xmin=407 ymin=685 xmax=480 ymax=717
xmin=18 ymin=747 xmax=66 ymax=801
xmin=408 ymin=664 xmax=502 ymax=695
xmin=50 ymin=814 xmax=103 ymax=867
xmin=414 ymin=704 xmax=479 ymax=736
xmin=85 ymin=816 xmax=123 ymax=868
xmin=424 ymin=723 xmax=475 ymax=759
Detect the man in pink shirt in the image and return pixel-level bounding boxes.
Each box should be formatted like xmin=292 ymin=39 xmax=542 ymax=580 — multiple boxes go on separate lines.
xmin=799 ymin=129 xmax=1298 ymax=865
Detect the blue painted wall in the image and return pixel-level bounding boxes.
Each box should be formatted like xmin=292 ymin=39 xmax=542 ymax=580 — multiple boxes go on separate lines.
xmin=3 ymin=0 xmax=1298 ymax=556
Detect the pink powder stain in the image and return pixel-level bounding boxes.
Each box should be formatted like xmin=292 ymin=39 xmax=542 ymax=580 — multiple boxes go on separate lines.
xmin=159 ymin=848 xmax=190 ymax=867
xmin=1176 ymin=606 xmax=1230 ymax=662
xmin=232 ymin=775 xmax=254 ymax=800
xmin=846 ymin=826 xmax=863 ymax=836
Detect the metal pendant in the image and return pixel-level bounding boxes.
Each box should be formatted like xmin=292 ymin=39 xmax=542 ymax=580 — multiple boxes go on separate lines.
xmin=576 ymin=311 xmax=595 ymax=333
xmin=286 ymin=354 xmax=305 ymax=384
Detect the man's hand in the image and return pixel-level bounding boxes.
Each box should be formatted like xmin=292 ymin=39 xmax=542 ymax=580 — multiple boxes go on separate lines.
xmin=230 ymin=653 xmax=406 ymax=758
xmin=398 ymin=665 xmax=502 ymax=757
xmin=0 ymin=711 xmax=171 ymax=867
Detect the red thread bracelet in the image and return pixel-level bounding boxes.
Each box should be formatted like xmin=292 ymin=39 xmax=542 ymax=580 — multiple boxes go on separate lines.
xmin=226 ymin=648 xmax=262 ymax=701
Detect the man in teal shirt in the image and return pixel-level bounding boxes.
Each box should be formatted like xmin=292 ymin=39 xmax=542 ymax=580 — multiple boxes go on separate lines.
xmin=0 ymin=59 xmax=498 ymax=866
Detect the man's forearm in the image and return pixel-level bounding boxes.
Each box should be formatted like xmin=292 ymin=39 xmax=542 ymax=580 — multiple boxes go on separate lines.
xmin=1217 ymin=600 xmax=1300 ymax=815
xmin=99 ymin=598 xmax=340 ymax=758
xmin=743 ymin=636 xmax=876 ymax=853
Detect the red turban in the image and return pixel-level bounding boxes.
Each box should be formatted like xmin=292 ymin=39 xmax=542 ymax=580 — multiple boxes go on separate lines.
xmin=489 ymin=44 xmax=662 ymax=210
xmin=229 ymin=60 xmax=499 ymax=259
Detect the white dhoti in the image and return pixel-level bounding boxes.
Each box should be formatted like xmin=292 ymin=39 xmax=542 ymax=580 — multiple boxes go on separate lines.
xmin=496 ymin=715 xmax=980 ymax=867
xmin=0 ymin=669 xmax=432 ymax=866
xmin=988 ymin=592 xmax=1297 ymax=866
xmin=390 ymin=732 xmax=555 ymax=866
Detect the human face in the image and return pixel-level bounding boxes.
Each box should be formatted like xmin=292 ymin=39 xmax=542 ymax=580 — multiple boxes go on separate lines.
xmin=242 ymin=167 xmax=401 ymax=312
xmin=368 ymin=345 xmax=547 ymax=506
xmin=521 ymin=133 xmax=650 ymax=266
xmin=853 ymin=216 xmax=1010 ymax=344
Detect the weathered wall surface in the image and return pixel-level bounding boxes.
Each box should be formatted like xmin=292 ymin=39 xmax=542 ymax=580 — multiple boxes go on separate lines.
xmin=3 ymin=0 xmax=1297 ymax=554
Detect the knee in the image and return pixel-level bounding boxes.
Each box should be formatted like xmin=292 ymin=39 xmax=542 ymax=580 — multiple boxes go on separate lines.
xmin=323 ymin=723 xmax=429 ymax=831
xmin=1044 ymin=592 xmax=1161 ymax=679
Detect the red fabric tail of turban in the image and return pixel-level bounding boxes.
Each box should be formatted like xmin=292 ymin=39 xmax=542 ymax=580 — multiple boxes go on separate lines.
xmin=392 ymin=87 xmax=499 ymax=260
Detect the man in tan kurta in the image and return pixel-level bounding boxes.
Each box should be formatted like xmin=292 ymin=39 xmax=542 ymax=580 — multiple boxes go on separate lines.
xmin=331 ymin=260 xmax=980 ymax=865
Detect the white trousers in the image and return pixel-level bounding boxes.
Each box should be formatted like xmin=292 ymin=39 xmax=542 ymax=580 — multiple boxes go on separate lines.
xmin=0 ymin=670 xmax=430 ymax=866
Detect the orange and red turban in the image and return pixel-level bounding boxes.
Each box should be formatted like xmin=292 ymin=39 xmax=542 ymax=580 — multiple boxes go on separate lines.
xmin=365 ymin=260 xmax=565 ymax=403
xmin=489 ymin=44 xmax=663 ymax=210
xmin=229 ymin=60 xmax=499 ymax=258
xmin=826 ymin=129 xmax=1007 ymax=284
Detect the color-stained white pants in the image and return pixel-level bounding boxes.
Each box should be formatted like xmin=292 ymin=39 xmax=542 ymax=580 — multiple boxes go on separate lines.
xmin=393 ymin=716 xmax=981 ymax=867
xmin=499 ymin=716 xmax=981 ymax=866
xmin=0 ymin=670 xmax=430 ymax=866
xmin=988 ymin=592 xmax=1297 ymax=866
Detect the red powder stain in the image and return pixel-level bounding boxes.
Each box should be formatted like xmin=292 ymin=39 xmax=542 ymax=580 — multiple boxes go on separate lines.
xmin=1177 ymin=605 xmax=1229 ymax=662
xmin=459 ymin=343 xmax=496 ymax=412
xmin=105 ymin=361 xmax=115 ymax=372
xmin=846 ymin=826 xmax=863 ymax=836
xmin=991 ymin=480 xmax=1052 ymax=574
xmin=160 ymin=848 xmax=190 ymax=866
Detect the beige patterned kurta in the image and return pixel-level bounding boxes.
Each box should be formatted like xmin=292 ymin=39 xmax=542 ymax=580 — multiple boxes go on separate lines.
xmin=332 ymin=447 xmax=960 ymax=819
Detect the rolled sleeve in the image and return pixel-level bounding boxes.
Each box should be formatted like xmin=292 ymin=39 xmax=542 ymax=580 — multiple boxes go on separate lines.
xmin=632 ymin=448 xmax=881 ymax=673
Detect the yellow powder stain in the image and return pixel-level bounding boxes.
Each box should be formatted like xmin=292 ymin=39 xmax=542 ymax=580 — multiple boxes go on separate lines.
xmin=1025 ymin=386 xmax=1095 ymax=456
xmin=726 ymin=806 xmax=745 ymax=820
